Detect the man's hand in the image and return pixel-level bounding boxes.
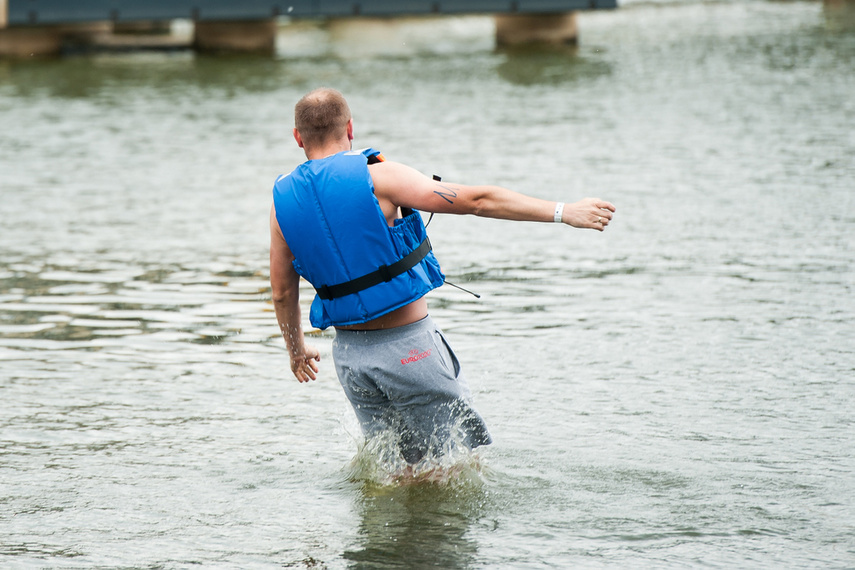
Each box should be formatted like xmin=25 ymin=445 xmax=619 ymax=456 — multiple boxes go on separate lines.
xmin=562 ymin=198 xmax=616 ymax=231
xmin=290 ymin=345 xmax=321 ymax=383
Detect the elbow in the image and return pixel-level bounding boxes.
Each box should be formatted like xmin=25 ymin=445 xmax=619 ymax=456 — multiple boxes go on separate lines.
xmin=469 ymin=191 xmax=490 ymax=217
xmin=271 ymin=291 xmax=288 ymax=305
xmin=270 ymin=283 xmax=297 ymax=306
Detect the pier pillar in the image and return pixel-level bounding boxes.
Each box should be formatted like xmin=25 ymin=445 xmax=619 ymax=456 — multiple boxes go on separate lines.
xmin=193 ymin=20 xmax=277 ymax=54
xmin=0 ymin=26 xmax=63 ymax=57
xmin=0 ymin=21 xmax=111 ymax=57
xmin=824 ymin=0 xmax=855 ymax=30
xmin=0 ymin=0 xmax=60 ymax=57
xmin=494 ymin=12 xmax=578 ymax=47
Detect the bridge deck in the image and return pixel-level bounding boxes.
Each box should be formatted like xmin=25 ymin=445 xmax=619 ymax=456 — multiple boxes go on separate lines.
xmin=8 ymin=1 xmax=616 ymax=26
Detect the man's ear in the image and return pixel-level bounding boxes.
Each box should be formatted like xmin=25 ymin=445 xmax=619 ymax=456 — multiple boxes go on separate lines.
xmin=293 ymin=128 xmax=304 ymax=148
xmin=346 ymin=118 xmax=354 ymax=142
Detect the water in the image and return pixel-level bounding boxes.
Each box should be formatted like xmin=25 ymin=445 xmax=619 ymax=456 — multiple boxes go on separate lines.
xmin=1 ymin=1 xmax=854 ymax=567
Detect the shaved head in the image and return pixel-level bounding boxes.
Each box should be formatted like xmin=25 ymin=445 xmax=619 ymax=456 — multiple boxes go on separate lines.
xmin=294 ymin=88 xmax=352 ymax=149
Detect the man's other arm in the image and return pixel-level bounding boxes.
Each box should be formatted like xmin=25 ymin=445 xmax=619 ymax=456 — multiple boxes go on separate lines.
xmin=269 ymin=205 xmax=320 ymax=383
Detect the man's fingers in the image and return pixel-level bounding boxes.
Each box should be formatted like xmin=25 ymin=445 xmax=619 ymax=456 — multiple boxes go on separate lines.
xmin=598 ymin=200 xmax=616 ymax=212
xmin=303 ymin=360 xmax=317 ymax=379
xmin=292 ymin=355 xmax=319 ymax=382
xmin=591 ymin=203 xmax=614 ymax=231
xmin=591 ymin=212 xmax=610 ymax=224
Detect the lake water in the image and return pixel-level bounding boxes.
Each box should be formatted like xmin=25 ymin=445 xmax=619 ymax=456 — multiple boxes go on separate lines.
xmin=1 ymin=1 xmax=854 ymax=567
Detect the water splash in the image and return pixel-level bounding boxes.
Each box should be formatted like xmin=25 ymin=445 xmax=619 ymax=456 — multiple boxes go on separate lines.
xmin=344 ymin=428 xmax=489 ymax=489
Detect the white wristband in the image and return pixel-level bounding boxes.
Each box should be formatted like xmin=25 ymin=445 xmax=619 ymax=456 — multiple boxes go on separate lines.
xmin=554 ymin=202 xmax=565 ymax=223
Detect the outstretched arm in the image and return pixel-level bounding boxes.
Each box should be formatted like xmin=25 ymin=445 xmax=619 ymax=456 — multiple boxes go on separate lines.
xmin=269 ymin=205 xmax=320 ymax=383
xmin=369 ymin=161 xmax=615 ymax=230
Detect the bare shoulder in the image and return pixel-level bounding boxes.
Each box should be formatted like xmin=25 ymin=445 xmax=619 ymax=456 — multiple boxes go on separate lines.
xmin=369 ymin=160 xmax=428 ymax=190
xmin=368 ymin=159 xmax=475 ymax=215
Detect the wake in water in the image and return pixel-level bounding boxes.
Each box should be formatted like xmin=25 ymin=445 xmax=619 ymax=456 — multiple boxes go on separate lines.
xmin=344 ymin=427 xmax=489 ymax=488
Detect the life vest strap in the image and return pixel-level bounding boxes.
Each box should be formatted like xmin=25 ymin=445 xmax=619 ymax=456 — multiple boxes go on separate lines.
xmin=316 ymin=237 xmax=433 ymax=301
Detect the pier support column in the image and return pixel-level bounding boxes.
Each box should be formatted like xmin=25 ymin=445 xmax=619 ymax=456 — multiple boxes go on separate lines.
xmin=495 ymin=12 xmax=578 ymax=47
xmin=0 ymin=26 xmax=63 ymax=57
xmin=0 ymin=0 xmax=62 ymax=57
xmin=824 ymin=0 xmax=855 ymax=30
xmin=0 ymin=22 xmax=111 ymax=58
xmin=193 ymin=20 xmax=277 ymax=55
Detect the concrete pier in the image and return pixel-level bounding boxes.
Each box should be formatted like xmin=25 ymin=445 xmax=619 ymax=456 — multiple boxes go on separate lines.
xmin=0 ymin=26 xmax=62 ymax=57
xmin=1 ymin=1 xmax=599 ymax=58
xmin=113 ymin=21 xmax=172 ymax=35
xmin=495 ymin=13 xmax=578 ymax=47
xmin=0 ymin=21 xmax=129 ymax=57
xmin=0 ymin=18 xmax=282 ymax=57
xmin=824 ymin=0 xmax=855 ymax=30
xmin=193 ymin=20 xmax=277 ymax=55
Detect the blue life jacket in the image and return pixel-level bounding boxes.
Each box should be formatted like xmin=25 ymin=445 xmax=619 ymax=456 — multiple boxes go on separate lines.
xmin=272 ymin=148 xmax=445 ymax=330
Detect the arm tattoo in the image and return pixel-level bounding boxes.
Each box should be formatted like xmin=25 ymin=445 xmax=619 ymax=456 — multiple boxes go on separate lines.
xmin=433 ymin=184 xmax=459 ymax=205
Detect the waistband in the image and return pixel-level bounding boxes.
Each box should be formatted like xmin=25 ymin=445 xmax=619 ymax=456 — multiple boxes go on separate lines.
xmin=333 ymin=315 xmax=434 ymax=345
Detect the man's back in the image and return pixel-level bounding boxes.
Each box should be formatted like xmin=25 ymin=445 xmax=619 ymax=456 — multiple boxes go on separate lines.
xmin=273 ymin=148 xmax=443 ymax=331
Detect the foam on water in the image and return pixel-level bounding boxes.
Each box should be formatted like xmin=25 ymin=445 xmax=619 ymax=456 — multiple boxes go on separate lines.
xmin=344 ymin=427 xmax=489 ymax=489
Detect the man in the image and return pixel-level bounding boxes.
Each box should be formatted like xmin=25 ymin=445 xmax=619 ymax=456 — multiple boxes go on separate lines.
xmin=270 ymin=88 xmax=615 ymax=464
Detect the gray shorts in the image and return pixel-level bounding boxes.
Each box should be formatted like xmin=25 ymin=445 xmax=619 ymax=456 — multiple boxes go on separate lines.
xmin=332 ymin=316 xmax=491 ymax=463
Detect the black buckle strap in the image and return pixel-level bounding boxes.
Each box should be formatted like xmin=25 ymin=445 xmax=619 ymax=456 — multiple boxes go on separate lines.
xmin=316 ymin=237 xmax=432 ymax=301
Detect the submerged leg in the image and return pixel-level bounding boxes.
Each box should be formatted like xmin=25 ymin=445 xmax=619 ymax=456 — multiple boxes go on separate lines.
xmin=333 ymin=318 xmax=492 ymax=465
